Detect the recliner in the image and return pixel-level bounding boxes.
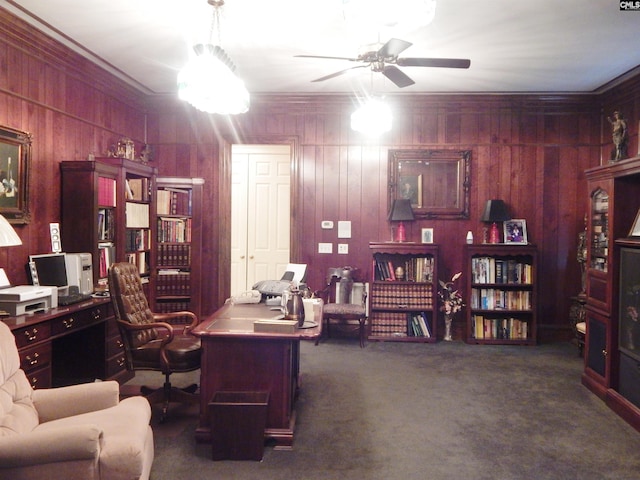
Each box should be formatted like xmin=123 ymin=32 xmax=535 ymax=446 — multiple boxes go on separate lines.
xmin=108 ymin=262 xmax=201 ymax=422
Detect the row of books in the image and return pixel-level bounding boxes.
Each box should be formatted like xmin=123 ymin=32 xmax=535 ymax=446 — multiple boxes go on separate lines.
xmin=125 ymin=202 xmax=150 ymax=228
xmin=125 ymin=251 xmax=149 ymax=275
xmin=157 ymin=188 xmax=192 ymax=216
xmin=125 ymin=228 xmax=152 ymax=252
xmin=156 ymin=270 xmax=191 ymax=296
xmin=125 ymin=177 xmax=152 ymax=202
xmin=97 ymin=208 xmax=115 ymax=241
xmin=407 ymin=312 xmax=433 ymax=338
xmin=471 ymin=256 xmax=533 ymax=284
xmin=157 ymin=217 xmax=192 ymax=243
xmin=154 ymin=303 xmax=193 ymax=323
xmin=471 ymin=315 xmax=529 ymax=340
xmin=157 ymin=243 xmax=191 ymax=267
xmin=371 ymin=283 xmax=433 ymax=310
xmin=470 ymin=288 xmax=532 ymax=311
xmin=98 ymin=176 xmax=116 ymax=207
xmin=98 ymin=242 xmax=115 ymax=279
xmin=373 ymin=254 xmax=434 ymax=282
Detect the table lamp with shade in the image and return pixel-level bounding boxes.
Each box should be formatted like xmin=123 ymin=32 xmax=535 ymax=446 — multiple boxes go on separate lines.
xmin=388 ymin=198 xmax=415 ymax=242
xmin=480 ymin=199 xmax=510 ymax=243
xmin=0 ymin=214 xmax=21 ymax=247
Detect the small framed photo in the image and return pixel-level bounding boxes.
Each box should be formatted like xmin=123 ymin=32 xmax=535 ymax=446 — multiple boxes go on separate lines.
xmin=421 ymin=228 xmax=434 ymax=244
xmin=629 ymin=208 xmax=640 ymax=236
xmin=504 ymin=219 xmax=528 ymax=244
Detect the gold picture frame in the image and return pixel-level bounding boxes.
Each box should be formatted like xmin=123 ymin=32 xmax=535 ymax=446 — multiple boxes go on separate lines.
xmin=0 ymin=126 xmax=32 ymax=224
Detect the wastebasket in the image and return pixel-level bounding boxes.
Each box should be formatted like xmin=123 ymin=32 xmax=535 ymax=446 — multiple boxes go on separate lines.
xmin=209 ymin=391 xmax=270 ymax=461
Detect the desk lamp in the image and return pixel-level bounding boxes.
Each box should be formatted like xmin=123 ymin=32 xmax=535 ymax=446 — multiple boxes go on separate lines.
xmin=480 ymin=199 xmax=510 ymax=243
xmin=0 ymin=214 xmax=21 ymax=247
xmin=389 ymin=199 xmax=415 ymax=242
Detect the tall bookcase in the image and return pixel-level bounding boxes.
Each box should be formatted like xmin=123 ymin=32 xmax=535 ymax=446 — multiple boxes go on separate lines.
xmin=464 ymin=244 xmax=537 ymax=345
xmin=60 ymin=158 xmax=157 ymax=291
xmin=368 ymin=242 xmax=438 ymax=342
xmin=153 ymin=177 xmax=204 ymax=319
xmin=583 ymin=156 xmax=640 ymax=432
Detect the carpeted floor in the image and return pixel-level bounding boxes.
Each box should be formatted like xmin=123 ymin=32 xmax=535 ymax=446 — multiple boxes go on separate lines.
xmin=127 ymin=338 xmax=640 ymax=480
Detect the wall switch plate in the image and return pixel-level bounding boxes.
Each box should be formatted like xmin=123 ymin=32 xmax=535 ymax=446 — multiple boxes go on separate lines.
xmin=318 ymin=242 xmax=333 ymax=253
xmin=338 ymin=243 xmax=349 ymax=254
xmin=321 ymin=220 xmax=334 ymax=229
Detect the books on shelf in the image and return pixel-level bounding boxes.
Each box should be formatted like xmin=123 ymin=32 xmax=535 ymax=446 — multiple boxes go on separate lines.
xmin=125 ymin=228 xmax=151 ymax=252
xmin=98 ymin=177 xmax=116 ymax=207
xmin=97 ymin=208 xmax=115 ymax=241
xmin=98 ymin=242 xmax=115 ymax=279
xmin=157 ymin=188 xmax=192 ymax=216
xmin=156 ymin=269 xmax=191 ymax=296
xmin=373 ymin=254 xmax=434 ymax=282
xmin=126 ymin=251 xmax=149 ymax=275
xmin=125 ymin=202 xmax=150 ymax=228
xmin=471 ymin=256 xmax=532 ymax=284
xmin=470 ymin=288 xmax=531 ymax=310
xmin=157 ymin=217 xmax=192 ymax=243
xmin=156 ymin=243 xmax=191 ymax=267
xmin=471 ymin=314 xmax=528 ymax=340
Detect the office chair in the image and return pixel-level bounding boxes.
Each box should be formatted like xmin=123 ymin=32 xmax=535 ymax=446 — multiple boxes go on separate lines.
xmin=108 ymin=262 xmax=201 ymax=422
xmin=315 ymin=271 xmax=368 ymax=348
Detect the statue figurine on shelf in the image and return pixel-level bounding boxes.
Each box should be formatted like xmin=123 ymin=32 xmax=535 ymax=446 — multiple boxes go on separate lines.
xmin=607 ymin=110 xmax=628 ymax=163
xmin=577 ymin=214 xmax=587 ymax=295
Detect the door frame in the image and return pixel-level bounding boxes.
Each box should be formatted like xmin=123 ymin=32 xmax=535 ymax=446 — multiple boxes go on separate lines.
xmin=217 ymin=135 xmax=301 ymax=305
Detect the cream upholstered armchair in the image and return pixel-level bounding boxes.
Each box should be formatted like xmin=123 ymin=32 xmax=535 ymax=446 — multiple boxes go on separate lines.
xmin=0 ymin=321 xmax=154 ymax=480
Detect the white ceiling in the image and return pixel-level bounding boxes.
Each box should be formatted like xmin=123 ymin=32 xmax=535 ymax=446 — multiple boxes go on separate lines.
xmin=3 ymin=0 xmax=640 ymax=97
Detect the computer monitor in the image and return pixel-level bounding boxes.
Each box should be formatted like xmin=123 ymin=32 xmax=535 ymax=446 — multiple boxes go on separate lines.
xmin=29 ymin=252 xmax=69 ymax=295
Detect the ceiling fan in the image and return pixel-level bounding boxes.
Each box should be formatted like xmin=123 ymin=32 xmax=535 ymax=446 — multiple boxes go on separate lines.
xmin=295 ymin=38 xmax=470 ymax=88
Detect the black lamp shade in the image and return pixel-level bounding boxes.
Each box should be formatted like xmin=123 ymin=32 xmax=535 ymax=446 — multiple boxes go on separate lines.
xmin=388 ymin=199 xmax=415 ymax=222
xmin=480 ymin=199 xmax=511 ymax=222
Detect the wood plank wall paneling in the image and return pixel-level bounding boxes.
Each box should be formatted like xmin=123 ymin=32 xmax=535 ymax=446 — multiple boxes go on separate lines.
xmin=3 ymin=8 xmax=640 ymax=340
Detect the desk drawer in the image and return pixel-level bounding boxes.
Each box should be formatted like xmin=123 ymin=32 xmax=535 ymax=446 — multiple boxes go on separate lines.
xmin=106 ymin=333 xmax=125 ymax=358
xmin=13 ymin=323 xmax=52 ymax=349
xmin=26 ymin=366 xmax=50 ymax=390
xmin=51 ymin=306 xmax=105 ymax=336
xmin=106 ymin=353 xmax=127 ymax=377
xmin=20 ymin=342 xmax=52 ymax=374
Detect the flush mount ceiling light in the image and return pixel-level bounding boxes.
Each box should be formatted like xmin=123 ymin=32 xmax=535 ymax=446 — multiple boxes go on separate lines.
xmin=177 ymin=0 xmax=249 ymax=115
xmin=351 ymin=97 xmax=392 ymax=136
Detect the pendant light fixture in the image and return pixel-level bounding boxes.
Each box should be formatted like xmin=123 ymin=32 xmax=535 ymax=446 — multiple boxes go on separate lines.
xmin=177 ymin=0 xmax=249 ymax=115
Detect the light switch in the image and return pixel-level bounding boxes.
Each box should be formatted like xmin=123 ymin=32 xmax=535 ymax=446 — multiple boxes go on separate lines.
xmin=338 ymin=244 xmax=349 ymax=254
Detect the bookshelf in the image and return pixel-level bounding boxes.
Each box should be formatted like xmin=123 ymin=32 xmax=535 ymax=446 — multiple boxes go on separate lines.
xmin=153 ymin=177 xmax=204 ymax=319
xmin=61 ymin=158 xmax=157 ymax=291
xmin=368 ymin=242 xmax=438 ymax=343
xmin=464 ymin=244 xmax=537 ymax=345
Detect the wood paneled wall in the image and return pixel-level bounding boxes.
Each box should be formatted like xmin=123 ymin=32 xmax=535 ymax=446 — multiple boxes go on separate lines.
xmin=3 ymin=8 xmax=640 ymax=341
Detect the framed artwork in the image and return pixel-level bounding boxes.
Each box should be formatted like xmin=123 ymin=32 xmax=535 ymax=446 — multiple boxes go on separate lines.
xmin=421 ymin=228 xmax=434 ymax=244
xmin=629 ymin=208 xmax=640 ymax=236
xmin=504 ymin=219 xmax=527 ymax=244
xmin=398 ymin=174 xmax=422 ymax=208
xmin=0 ymin=126 xmax=32 ymax=224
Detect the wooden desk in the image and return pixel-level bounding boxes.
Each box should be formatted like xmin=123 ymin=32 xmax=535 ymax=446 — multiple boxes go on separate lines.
xmin=191 ymin=302 xmax=322 ymax=450
xmin=3 ymin=297 xmax=132 ymax=389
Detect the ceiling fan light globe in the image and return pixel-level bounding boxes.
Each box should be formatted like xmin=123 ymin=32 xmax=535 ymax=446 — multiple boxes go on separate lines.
xmin=351 ymin=98 xmax=392 ymax=136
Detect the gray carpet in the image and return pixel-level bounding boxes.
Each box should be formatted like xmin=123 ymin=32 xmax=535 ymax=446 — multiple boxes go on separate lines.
xmin=132 ymin=339 xmax=640 ymax=480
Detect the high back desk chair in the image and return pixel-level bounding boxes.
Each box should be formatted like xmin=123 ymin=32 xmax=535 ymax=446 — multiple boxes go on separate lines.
xmin=108 ymin=262 xmax=201 ymax=422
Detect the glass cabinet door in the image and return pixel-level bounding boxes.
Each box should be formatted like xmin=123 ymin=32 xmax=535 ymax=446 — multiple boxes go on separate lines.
xmin=590 ymin=188 xmax=609 ymax=272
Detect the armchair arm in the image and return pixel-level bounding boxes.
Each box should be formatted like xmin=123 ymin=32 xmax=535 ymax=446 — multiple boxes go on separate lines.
xmin=0 ymin=424 xmax=102 ymax=468
xmin=153 ymin=310 xmax=199 ymax=333
xmin=33 ymin=380 xmax=120 ymax=423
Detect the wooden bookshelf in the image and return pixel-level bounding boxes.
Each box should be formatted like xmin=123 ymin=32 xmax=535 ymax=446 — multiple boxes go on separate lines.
xmin=464 ymin=243 xmax=537 ymax=345
xmin=368 ymin=242 xmax=439 ymax=343
xmin=153 ymin=177 xmax=204 ymax=319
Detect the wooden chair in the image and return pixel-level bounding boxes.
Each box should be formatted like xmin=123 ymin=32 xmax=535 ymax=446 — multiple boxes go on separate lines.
xmin=108 ymin=262 xmax=201 ymax=422
xmin=315 ymin=275 xmax=368 ymax=348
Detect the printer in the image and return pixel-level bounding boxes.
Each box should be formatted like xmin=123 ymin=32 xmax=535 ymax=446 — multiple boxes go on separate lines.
xmin=0 ymin=267 xmax=57 ymax=316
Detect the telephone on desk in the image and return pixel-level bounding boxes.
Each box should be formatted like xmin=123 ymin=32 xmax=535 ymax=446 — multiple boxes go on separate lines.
xmin=252 ymin=279 xmax=292 ymax=297
xmin=229 ymin=289 xmax=262 ymax=304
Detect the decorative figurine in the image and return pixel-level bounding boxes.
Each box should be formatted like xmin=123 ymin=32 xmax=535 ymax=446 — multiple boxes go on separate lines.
xmin=607 ymin=111 xmax=628 ymax=163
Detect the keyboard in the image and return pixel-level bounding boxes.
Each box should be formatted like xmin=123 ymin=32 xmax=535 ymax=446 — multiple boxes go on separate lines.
xmin=58 ymin=292 xmax=93 ymax=306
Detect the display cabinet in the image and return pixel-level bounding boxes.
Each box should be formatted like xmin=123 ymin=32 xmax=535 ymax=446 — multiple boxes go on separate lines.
xmin=583 ymin=156 xmax=640 ymax=432
xmin=61 ymin=158 xmax=157 ymax=291
xmin=368 ymin=242 xmax=438 ymax=342
xmin=464 ymin=244 xmax=537 ymax=345
xmin=153 ymin=177 xmax=204 ymax=319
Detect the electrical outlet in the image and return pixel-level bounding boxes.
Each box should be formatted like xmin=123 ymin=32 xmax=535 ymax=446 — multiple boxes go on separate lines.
xmin=318 ymin=242 xmax=333 ymax=253
xmin=338 ymin=243 xmax=349 ymax=254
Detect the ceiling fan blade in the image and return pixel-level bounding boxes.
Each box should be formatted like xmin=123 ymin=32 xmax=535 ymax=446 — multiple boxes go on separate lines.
xmin=378 ymin=38 xmax=412 ymax=58
xmin=295 ymin=54 xmax=359 ymax=62
xmin=397 ymin=57 xmax=471 ymax=69
xmin=311 ymin=65 xmax=367 ymax=83
xmin=382 ymin=65 xmax=415 ymax=88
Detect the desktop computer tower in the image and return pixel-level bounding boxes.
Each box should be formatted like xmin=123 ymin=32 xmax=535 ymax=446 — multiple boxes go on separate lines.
xmin=65 ymin=253 xmax=93 ymax=295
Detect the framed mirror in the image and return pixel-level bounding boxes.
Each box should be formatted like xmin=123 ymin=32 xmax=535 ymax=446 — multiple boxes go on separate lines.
xmin=388 ymin=149 xmax=471 ymax=220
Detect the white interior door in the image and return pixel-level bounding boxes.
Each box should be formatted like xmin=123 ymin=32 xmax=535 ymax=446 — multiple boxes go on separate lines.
xmin=231 ymin=144 xmax=291 ymax=296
